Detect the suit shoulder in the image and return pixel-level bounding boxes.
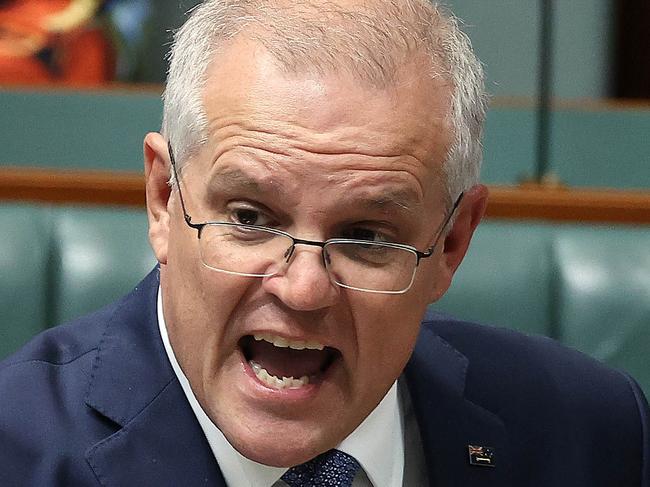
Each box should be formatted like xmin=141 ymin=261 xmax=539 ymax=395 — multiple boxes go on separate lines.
xmin=0 ymin=336 xmax=114 ymax=485
xmin=0 ymin=301 xmax=119 ymax=410
xmin=1 ymin=268 xmax=158 ymax=370
xmin=0 ymin=303 xmax=114 ymax=370
xmin=0 ymin=296 xmax=139 ymax=484
xmin=422 ymin=313 xmax=648 ymax=433
xmin=422 ymin=313 xmax=633 ymax=393
xmin=419 ymin=314 xmax=650 ymax=484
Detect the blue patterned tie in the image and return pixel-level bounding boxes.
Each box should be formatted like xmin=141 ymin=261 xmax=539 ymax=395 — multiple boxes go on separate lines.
xmin=281 ymin=449 xmax=361 ymax=487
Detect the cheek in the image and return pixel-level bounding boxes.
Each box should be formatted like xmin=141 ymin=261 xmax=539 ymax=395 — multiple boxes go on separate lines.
xmin=165 ymin=231 xmax=205 ymax=326
xmin=166 ymin=222 xmax=240 ymax=314
xmin=167 ymin=268 xmax=245 ymax=347
xmin=162 ymin=228 xmax=248 ymax=373
xmin=413 ymin=256 xmax=444 ymax=304
xmin=353 ymin=294 xmax=426 ymax=387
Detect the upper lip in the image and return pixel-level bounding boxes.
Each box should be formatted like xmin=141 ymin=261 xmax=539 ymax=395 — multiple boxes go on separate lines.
xmin=238 ymin=328 xmax=347 ymax=355
xmin=234 ymin=312 xmax=346 ymax=354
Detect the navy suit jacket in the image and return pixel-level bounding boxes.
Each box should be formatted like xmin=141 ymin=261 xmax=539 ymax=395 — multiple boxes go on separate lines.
xmin=1 ymin=269 xmax=648 ymax=486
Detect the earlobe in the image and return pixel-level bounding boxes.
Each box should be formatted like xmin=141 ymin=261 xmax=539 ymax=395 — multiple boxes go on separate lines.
xmin=428 ymin=184 xmax=488 ymax=302
xmin=144 ymin=132 xmax=172 ymax=265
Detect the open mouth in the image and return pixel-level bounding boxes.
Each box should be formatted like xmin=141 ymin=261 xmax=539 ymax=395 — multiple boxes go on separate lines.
xmin=239 ymin=334 xmax=340 ymax=390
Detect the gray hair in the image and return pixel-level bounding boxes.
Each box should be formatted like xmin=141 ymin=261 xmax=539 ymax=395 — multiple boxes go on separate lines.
xmin=162 ymin=0 xmax=487 ymax=201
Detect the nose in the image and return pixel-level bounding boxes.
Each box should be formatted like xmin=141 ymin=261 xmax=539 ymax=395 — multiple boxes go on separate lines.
xmin=262 ymin=246 xmax=339 ymax=311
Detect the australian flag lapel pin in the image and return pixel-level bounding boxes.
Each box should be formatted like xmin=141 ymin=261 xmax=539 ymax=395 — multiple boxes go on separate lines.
xmin=468 ymin=445 xmax=496 ymax=467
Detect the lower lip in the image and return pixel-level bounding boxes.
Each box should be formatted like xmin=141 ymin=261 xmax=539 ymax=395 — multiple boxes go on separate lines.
xmin=238 ymin=348 xmax=337 ymax=401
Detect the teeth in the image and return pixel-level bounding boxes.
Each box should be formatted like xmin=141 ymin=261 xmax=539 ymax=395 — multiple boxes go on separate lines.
xmin=249 ymin=360 xmax=310 ymax=389
xmin=274 ymin=336 xmax=288 ymax=348
xmin=253 ymin=333 xmax=324 ymax=351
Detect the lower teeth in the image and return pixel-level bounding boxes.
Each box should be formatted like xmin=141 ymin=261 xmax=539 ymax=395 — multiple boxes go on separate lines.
xmin=250 ymin=360 xmax=310 ymax=389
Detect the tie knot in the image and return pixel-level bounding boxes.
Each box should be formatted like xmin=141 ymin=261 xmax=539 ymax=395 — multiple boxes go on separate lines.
xmin=281 ymin=449 xmax=361 ymax=487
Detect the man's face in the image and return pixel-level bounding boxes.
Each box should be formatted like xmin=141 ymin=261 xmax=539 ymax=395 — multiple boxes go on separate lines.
xmin=146 ymin=37 xmax=484 ymax=467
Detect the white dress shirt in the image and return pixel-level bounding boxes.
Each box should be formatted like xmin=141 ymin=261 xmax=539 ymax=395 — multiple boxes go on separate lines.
xmin=157 ymin=288 xmax=405 ymax=487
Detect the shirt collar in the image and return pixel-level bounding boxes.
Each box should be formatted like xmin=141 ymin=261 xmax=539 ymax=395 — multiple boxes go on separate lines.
xmin=157 ymin=287 xmax=404 ymax=487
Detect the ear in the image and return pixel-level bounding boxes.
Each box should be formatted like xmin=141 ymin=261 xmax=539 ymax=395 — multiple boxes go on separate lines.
xmin=144 ymin=132 xmax=172 ymax=265
xmin=428 ymin=184 xmax=488 ymax=302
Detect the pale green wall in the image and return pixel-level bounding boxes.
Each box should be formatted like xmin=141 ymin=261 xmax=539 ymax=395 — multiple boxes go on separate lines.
xmin=446 ymin=0 xmax=615 ymax=99
xmin=3 ymin=1 xmax=646 ymax=188
xmin=137 ymin=0 xmax=616 ymax=99
xmin=3 ymin=89 xmax=648 ymax=189
xmin=0 ymin=90 xmax=161 ymax=172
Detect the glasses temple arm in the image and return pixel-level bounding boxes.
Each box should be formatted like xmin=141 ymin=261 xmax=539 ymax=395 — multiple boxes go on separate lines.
xmin=419 ymin=192 xmax=465 ymax=259
xmin=167 ymin=141 xmax=194 ymax=226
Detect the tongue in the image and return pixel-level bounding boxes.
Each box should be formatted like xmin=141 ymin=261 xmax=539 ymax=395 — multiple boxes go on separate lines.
xmin=248 ymin=339 xmax=331 ymax=378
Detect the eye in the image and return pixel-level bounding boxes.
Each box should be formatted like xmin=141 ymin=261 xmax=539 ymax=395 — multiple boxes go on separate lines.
xmin=339 ymin=226 xmax=391 ymax=243
xmin=228 ymin=204 xmax=275 ymax=227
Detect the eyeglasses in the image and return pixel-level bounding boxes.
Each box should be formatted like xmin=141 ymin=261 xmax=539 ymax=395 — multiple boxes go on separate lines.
xmin=167 ymin=143 xmax=462 ymax=294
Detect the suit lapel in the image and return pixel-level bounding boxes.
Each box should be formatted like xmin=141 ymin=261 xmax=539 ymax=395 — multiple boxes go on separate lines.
xmin=84 ymin=269 xmax=226 ymax=486
xmin=405 ymin=324 xmax=512 ymax=487
xmin=86 ymin=378 xmax=225 ymax=486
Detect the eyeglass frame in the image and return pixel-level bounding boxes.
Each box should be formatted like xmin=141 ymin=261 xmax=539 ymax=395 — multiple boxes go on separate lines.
xmin=166 ymin=141 xmax=463 ymax=294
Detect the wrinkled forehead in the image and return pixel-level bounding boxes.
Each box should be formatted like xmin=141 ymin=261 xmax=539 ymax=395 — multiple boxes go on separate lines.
xmin=200 ymin=34 xmax=454 ymax=174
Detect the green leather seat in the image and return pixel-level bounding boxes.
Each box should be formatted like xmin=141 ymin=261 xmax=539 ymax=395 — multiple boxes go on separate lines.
xmin=2 ymin=202 xmax=649 ymax=398
xmin=433 ymin=221 xmax=554 ymax=336
xmin=553 ymin=225 xmax=650 ymax=394
xmin=49 ymin=207 xmax=155 ymax=325
xmin=0 ymin=205 xmax=49 ymax=358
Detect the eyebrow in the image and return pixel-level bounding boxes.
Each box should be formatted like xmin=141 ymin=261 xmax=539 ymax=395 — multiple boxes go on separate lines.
xmin=207 ymin=167 xmax=289 ymax=199
xmin=206 ymin=167 xmax=422 ymax=213
xmin=358 ymin=188 xmax=422 ymax=213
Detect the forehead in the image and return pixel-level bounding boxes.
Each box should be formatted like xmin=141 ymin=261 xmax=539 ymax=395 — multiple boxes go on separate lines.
xmin=206 ymin=36 xmax=450 ymax=146
xmin=197 ymin=36 xmax=452 ymax=203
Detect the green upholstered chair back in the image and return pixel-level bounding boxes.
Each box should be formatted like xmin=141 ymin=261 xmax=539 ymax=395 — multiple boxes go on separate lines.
xmin=434 ymin=222 xmax=553 ymax=336
xmin=0 ymin=205 xmax=154 ymax=359
xmin=1 ymin=205 xmax=648 ymax=396
xmin=49 ymin=207 xmax=155 ymax=325
xmin=553 ymin=226 xmax=650 ymax=388
xmin=0 ymin=205 xmax=49 ymax=359
xmin=434 ymin=220 xmax=650 ymax=395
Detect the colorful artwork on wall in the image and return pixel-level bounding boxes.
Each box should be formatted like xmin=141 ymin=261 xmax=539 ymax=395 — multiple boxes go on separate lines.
xmin=0 ymin=0 xmax=152 ymax=86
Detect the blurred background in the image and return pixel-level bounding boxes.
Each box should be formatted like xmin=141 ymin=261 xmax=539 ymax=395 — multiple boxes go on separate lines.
xmin=2 ymin=0 xmax=646 ymax=96
xmin=1 ymin=1 xmax=649 ymax=392
xmin=1 ymin=0 xmax=648 ymax=183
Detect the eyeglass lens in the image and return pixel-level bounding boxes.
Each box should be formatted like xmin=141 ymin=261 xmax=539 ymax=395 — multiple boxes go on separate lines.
xmin=198 ymin=223 xmax=418 ymax=293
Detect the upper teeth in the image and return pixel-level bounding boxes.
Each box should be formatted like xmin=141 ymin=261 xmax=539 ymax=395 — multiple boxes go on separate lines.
xmin=253 ymin=333 xmax=324 ymax=351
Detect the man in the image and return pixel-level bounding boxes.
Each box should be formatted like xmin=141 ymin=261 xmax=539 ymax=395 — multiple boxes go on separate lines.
xmin=1 ymin=1 xmax=648 ymax=486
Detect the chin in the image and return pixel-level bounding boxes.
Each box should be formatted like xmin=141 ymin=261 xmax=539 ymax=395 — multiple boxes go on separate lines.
xmin=194 ymin=337 xmax=362 ymax=467
xmin=222 ymin=418 xmax=336 ymax=467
